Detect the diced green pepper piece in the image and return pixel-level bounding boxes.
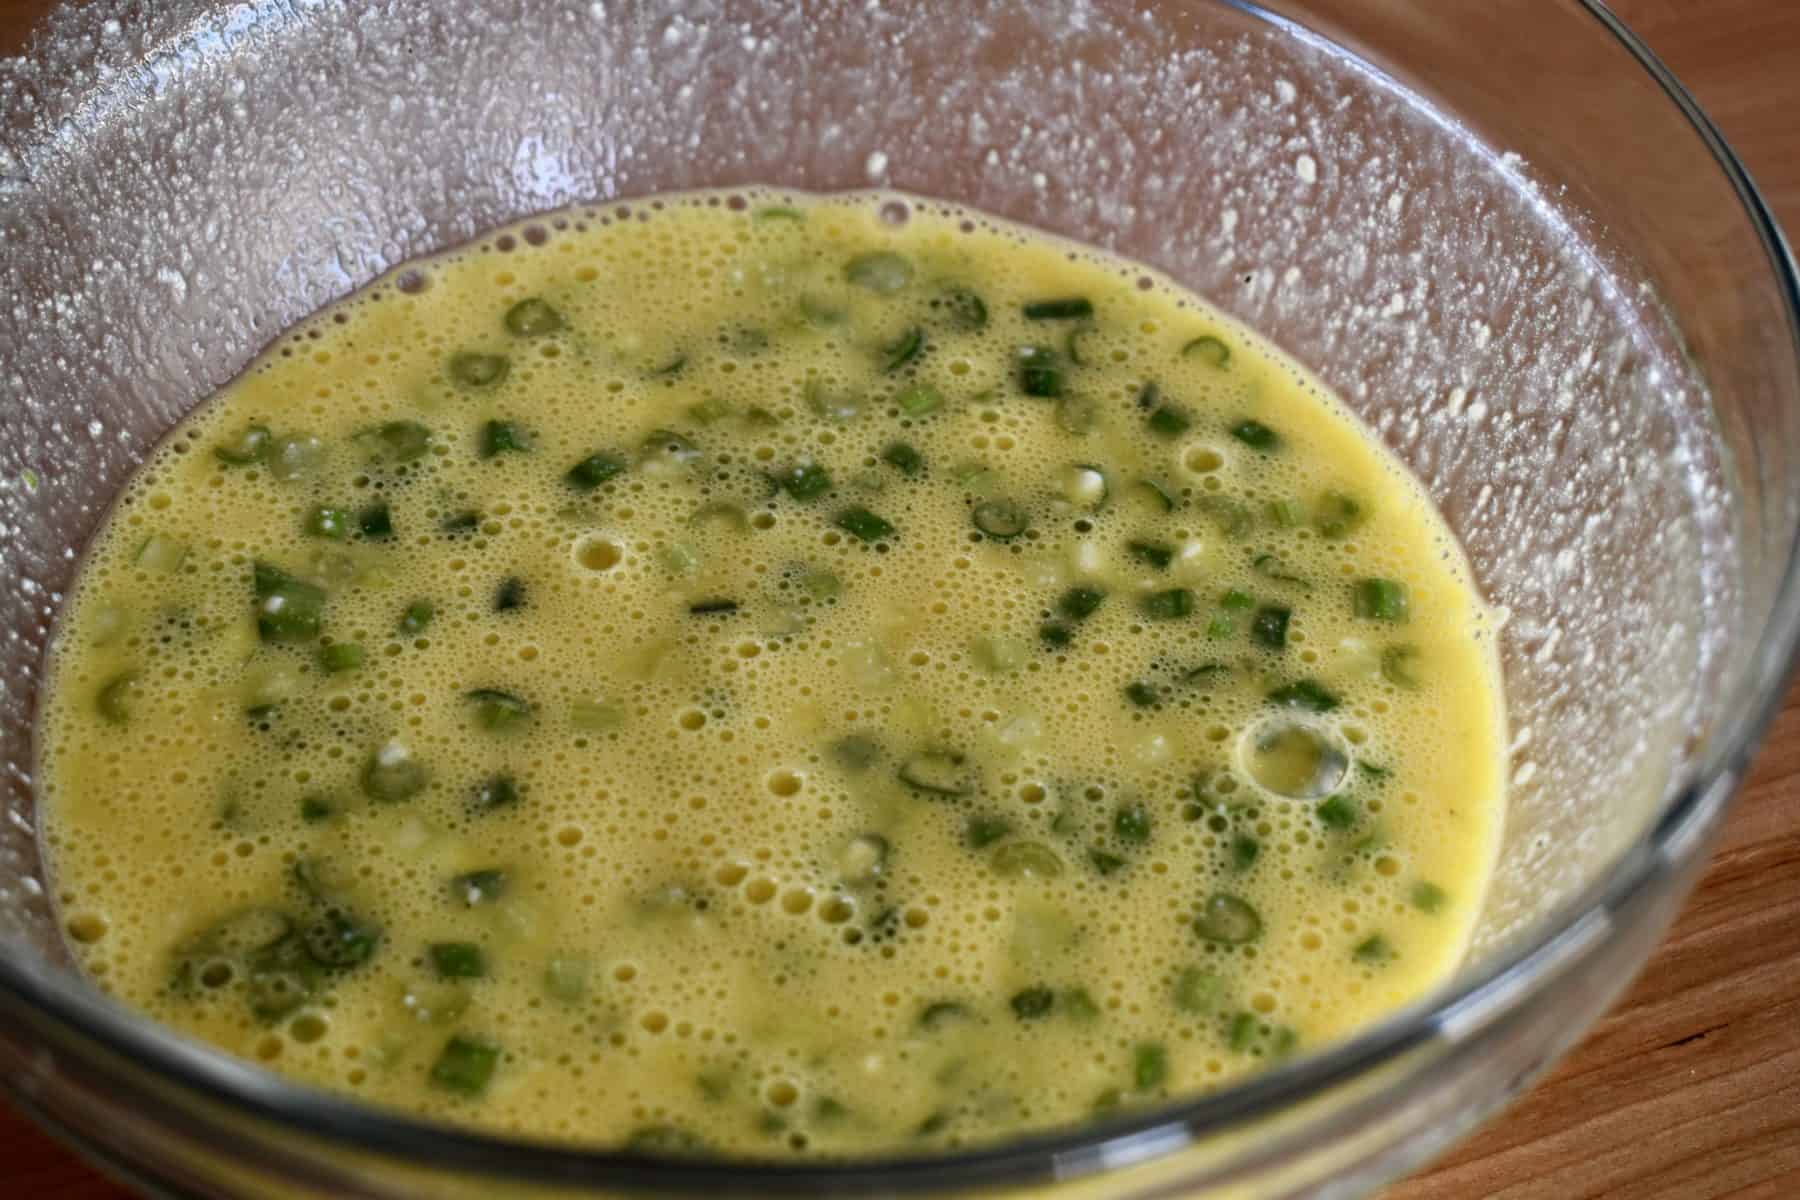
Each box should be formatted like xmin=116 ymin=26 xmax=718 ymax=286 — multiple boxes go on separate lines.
xmin=845 ymin=251 xmax=912 ymax=294
xmin=1411 ymin=881 xmax=1449 ymax=914
xmin=1114 ymin=803 xmax=1151 ymax=844
xmin=565 ymin=452 xmax=625 ymax=491
xmin=361 ymin=740 xmax=428 ymax=803
xmin=430 ymin=941 xmax=488 ymax=980
xmin=1315 ymin=795 xmax=1358 ymax=831
xmin=252 ymin=562 xmax=325 ymax=643
xmin=357 ymin=503 xmax=393 ymax=540
xmin=449 ymin=352 xmax=509 ymax=389
xmin=835 ymin=507 xmax=895 ymax=543
xmin=1016 ymin=345 xmax=1063 ymax=398
xmin=1173 ymin=967 xmax=1223 ymax=1014
xmin=1353 ymin=934 xmax=1394 ymax=964
xmin=480 ymin=420 xmax=531 ymax=458
xmin=895 ymin=384 xmax=943 ymax=417
xmin=1251 ymin=605 xmax=1291 ymax=650
xmin=1230 ymin=835 xmax=1261 ymax=872
xmin=965 ymin=814 xmax=1012 ymax=850
xmin=1058 ymin=586 xmax=1107 ymax=620
xmin=305 ymin=507 xmax=351 ymax=540
xmin=319 ymin=642 xmax=365 ymax=674
xmin=214 ymin=424 xmax=272 ymax=465
xmin=1127 ymin=540 xmax=1173 ymax=569
xmin=430 ymin=1035 xmax=500 ymax=1096
xmin=778 ymin=462 xmax=832 ymax=501
xmin=1140 ymin=589 xmax=1195 ymax=620
xmin=493 ymin=576 xmax=527 ymax=611
xmin=1229 ymin=419 xmax=1280 ymax=451
xmin=1353 ymin=578 xmax=1410 ymax=622
xmin=1194 ymin=893 xmax=1262 ymax=944
xmin=1009 ymin=986 xmax=1056 ymax=1020
xmin=95 ymin=670 xmax=140 ymax=724
xmin=1023 ymin=297 xmax=1093 ymax=321
xmin=1147 ymin=405 xmax=1191 ymax=437
xmin=1124 ymin=681 xmax=1159 ymax=708
xmin=1267 ymin=679 xmax=1341 ymax=712
xmin=882 ymin=442 xmax=924 ymax=476
xmin=935 ymin=285 xmax=988 ymax=331
xmin=1133 ymin=1042 xmax=1169 ymax=1091
xmin=504 ymin=298 xmax=563 ymax=337
xmin=465 ymin=688 xmax=531 ymax=731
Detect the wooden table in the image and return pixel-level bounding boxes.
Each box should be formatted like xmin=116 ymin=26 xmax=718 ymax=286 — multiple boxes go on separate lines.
xmin=2 ymin=1 xmax=1797 ymax=1196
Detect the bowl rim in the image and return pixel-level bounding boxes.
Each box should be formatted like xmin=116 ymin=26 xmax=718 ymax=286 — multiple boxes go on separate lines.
xmin=4 ymin=0 xmax=1799 ymax=1191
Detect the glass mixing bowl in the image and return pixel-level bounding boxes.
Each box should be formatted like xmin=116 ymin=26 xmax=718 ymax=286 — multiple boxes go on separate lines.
xmin=2 ymin=1 xmax=1796 ymax=1196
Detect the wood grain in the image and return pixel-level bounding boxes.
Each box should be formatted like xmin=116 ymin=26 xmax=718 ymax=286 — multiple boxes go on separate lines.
xmin=2 ymin=2 xmax=1797 ymax=1196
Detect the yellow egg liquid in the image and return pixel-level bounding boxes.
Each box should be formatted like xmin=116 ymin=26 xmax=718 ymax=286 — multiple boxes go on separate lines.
xmin=37 ymin=190 xmax=1505 ymax=1156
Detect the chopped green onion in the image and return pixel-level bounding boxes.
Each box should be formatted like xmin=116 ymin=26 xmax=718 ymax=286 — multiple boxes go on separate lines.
xmin=1114 ymin=803 xmax=1152 ymax=843
xmin=214 ymin=424 xmax=272 ymax=465
xmin=361 ymin=421 xmax=432 ymax=463
xmin=305 ymin=506 xmax=351 ymax=540
xmin=451 ymin=869 xmax=508 ymax=907
xmin=895 ymin=383 xmax=943 ymax=416
xmin=1124 ymin=681 xmax=1159 ymax=708
xmin=1353 ymin=578 xmax=1410 ymax=622
xmin=1010 ymin=986 xmax=1056 ymax=1020
xmin=1055 ymin=394 xmax=1098 ymax=435
xmin=1268 ymin=679 xmax=1340 ymax=712
xmin=441 ymin=510 xmax=480 ymax=535
xmin=880 ymin=326 xmax=925 ymax=372
xmin=400 ymin=599 xmax=434 ymax=635
xmin=493 ymin=576 xmax=527 ymax=611
xmin=362 ymin=740 xmax=428 ymax=803
xmin=898 ymin=749 xmax=970 ymax=797
xmin=649 ymin=353 xmax=689 ymax=377
xmin=1023 ymin=297 xmax=1093 ymax=321
xmin=1229 ymin=419 xmax=1280 ymax=451
xmin=252 ymin=562 xmax=325 ymax=643
xmin=465 ymin=688 xmax=531 ymax=731
xmin=1184 ymin=662 xmax=1231 ymax=687
xmin=845 ymin=251 xmax=913 ymax=294
xmin=918 ymin=1000 xmax=971 ymax=1030
xmin=1133 ymin=1043 xmax=1169 ymax=1091
xmin=1089 ymin=849 xmax=1126 ymax=876
xmin=1353 ymin=934 xmax=1394 ymax=964
xmin=300 ymin=907 xmax=380 ymax=968
xmin=965 ymin=813 xmax=1012 ymax=849
xmin=95 ymin=670 xmax=140 ymax=724
xmin=881 ymin=442 xmax=924 ymax=476
xmin=1194 ymin=893 xmax=1262 ymax=944
xmin=835 ymin=507 xmax=895 ymax=543
xmin=935 ymin=285 xmax=988 ymax=331
xmin=480 ymin=419 xmax=531 ymax=458
xmin=1133 ymin=477 xmax=1178 ymax=513
xmin=1127 ymin=540 xmax=1173 ymax=569
xmin=449 ymin=352 xmax=509 ymax=389
xmin=972 ymin=499 xmax=1028 ymax=539
xmin=1140 ymin=589 xmax=1195 ymax=620
xmin=319 ymin=642 xmax=365 ymax=674
xmin=1230 ymin=835 xmax=1260 ymax=872
xmin=1058 ymin=586 xmax=1107 ymax=620
xmin=473 ymin=773 xmax=519 ymax=812
xmin=1411 ymin=882 xmax=1449 ymax=914
xmin=778 ymin=462 xmax=833 ymax=501
xmin=504 ymin=297 xmax=563 ymax=337
xmin=1267 ymin=498 xmax=1306 ymax=528
xmin=430 ymin=941 xmax=488 ymax=980
xmin=1381 ymin=644 xmax=1422 ymax=688
xmin=1197 ymin=495 xmax=1251 ymax=538
xmin=990 ymin=841 xmax=1065 ymax=879
xmin=357 ymin=503 xmax=393 ymax=540
xmin=1182 ymin=335 xmax=1230 ymax=367
xmin=1147 ymin=404 xmax=1192 ymax=437
xmin=688 ymin=599 xmax=739 ymax=616
xmin=134 ymin=534 xmax=189 ymax=573
xmin=1016 ymin=345 xmax=1063 ymax=398
xmin=565 ymin=452 xmax=626 ymax=491
xmin=1065 ymin=324 xmax=1100 ymax=366
xmin=1315 ymin=795 xmax=1358 ymax=831
xmin=1313 ymin=491 xmax=1365 ymax=538
xmin=430 ymin=1035 xmax=500 ymax=1097
xmin=1251 ymin=605 xmax=1291 ymax=650
xmin=1173 ymin=966 xmax=1223 ymax=1014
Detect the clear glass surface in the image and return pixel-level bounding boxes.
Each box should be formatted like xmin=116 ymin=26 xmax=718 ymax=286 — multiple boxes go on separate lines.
xmin=1 ymin=1 xmax=1796 ymax=1196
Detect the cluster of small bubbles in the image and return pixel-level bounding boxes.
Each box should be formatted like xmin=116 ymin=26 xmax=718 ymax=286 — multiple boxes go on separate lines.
xmin=35 ymin=187 xmax=1502 ymax=1155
